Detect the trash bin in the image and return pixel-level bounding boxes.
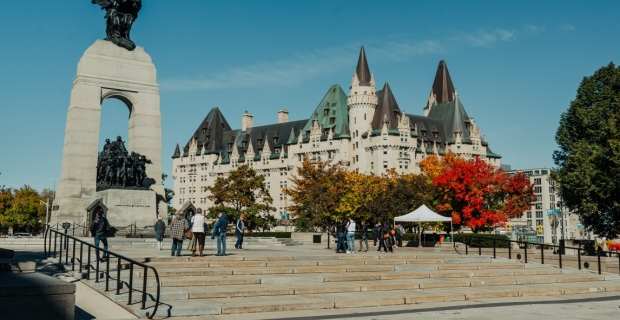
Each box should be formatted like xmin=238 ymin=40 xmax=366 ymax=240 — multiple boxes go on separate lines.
xmin=558 ymin=239 xmax=565 ymax=255
xmin=445 ymin=237 xmax=451 ymax=243
xmin=439 ymin=235 xmax=445 ymax=243
xmin=313 ymin=234 xmax=322 ymax=244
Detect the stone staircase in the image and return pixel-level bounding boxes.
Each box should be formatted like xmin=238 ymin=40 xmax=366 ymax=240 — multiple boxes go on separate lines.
xmin=61 ymin=249 xmax=620 ymax=318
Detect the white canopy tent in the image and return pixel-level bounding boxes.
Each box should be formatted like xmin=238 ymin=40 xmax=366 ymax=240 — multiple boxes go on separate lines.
xmin=394 ymin=205 xmax=453 ymax=247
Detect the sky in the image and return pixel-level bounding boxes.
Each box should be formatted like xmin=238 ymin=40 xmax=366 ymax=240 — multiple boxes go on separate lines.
xmin=0 ymin=1 xmax=619 ymax=193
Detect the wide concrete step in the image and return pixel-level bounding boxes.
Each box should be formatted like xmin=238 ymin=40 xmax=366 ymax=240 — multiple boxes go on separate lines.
xmin=129 ymin=280 xmax=620 ymax=318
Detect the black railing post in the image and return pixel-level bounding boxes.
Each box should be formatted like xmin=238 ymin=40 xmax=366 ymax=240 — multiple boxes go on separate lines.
xmin=128 ymin=262 xmax=133 ymax=304
xmin=597 ymin=251 xmax=602 ymax=275
xmin=478 ymin=240 xmax=481 ymax=256
xmin=59 ymin=234 xmax=63 ymax=265
xmin=65 ymin=237 xmax=69 ymax=263
xmin=465 ymin=238 xmax=468 ymax=255
xmin=95 ymin=251 xmax=100 ymax=283
xmin=72 ymin=240 xmax=76 ymax=271
xmin=524 ymin=242 xmax=528 ymax=263
xmin=541 ymin=244 xmax=544 ymax=264
xmin=53 ymin=232 xmax=57 ymax=258
xmin=105 ymin=257 xmax=110 ymax=291
xmin=578 ymin=248 xmax=581 ymax=270
xmin=116 ymin=257 xmax=121 ymax=296
xmin=87 ymin=247 xmax=91 ymax=280
xmin=618 ymin=252 xmax=620 ymax=276
xmin=493 ymin=238 xmax=496 ymax=259
xmin=141 ymin=267 xmax=148 ymax=310
xmin=79 ymin=243 xmax=83 ymax=273
xmin=508 ymin=239 xmax=512 ymax=260
xmin=558 ymin=245 xmax=562 ymax=268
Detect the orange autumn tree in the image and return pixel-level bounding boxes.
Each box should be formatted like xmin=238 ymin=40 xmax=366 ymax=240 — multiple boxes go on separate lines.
xmin=432 ymin=157 xmax=535 ymax=232
xmin=419 ymin=153 xmax=464 ymax=178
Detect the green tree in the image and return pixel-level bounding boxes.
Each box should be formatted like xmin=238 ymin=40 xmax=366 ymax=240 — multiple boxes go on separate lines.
xmin=554 ymin=62 xmax=620 ymax=238
xmin=4 ymin=186 xmax=42 ymax=232
xmin=284 ymin=156 xmax=346 ymax=232
xmin=206 ymin=164 xmax=275 ymax=231
xmin=161 ymin=173 xmax=176 ymax=218
xmin=0 ymin=186 xmax=14 ymax=230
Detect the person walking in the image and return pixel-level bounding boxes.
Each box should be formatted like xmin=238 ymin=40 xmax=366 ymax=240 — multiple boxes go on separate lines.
xmin=372 ymin=223 xmax=378 ymax=247
xmin=90 ymin=210 xmax=110 ymax=262
xmin=358 ymin=220 xmax=369 ymax=252
xmin=396 ymin=224 xmax=405 ymax=247
xmin=190 ymin=208 xmax=206 ymax=257
xmin=154 ymin=216 xmax=166 ymax=250
xmin=170 ymin=211 xmax=189 ymax=257
xmin=385 ymin=223 xmax=394 ymax=253
xmin=345 ymin=217 xmax=356 ymax=253
xmin=377 ymin=222 xmax=387 ymax=252
xmin=211 ymin=212 xmax=228 ymax=256
xmin=235 ymin=214 xmax=247 ymax=250
xmin=335 ymin=219 xmax=347 ymax=253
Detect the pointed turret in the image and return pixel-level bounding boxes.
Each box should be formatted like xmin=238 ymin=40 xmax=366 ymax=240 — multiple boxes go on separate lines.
xmin=356 ymin=45 xmax=372 ymax=86
xmin=172 ymin=143 xmax=181 ymax=158
xmin=431 ymin=60 xmax=456 ymax=104
xmin=187 ymin=107 xmax=232 ymax=154
xmin=372 ymin=82 xmax=401 ymax=130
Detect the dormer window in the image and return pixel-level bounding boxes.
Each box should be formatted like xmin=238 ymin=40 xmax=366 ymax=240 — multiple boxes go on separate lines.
xmin=205 ymin=136 xmax=210 ymax=142
xmin=330 ymin=117 xmax=335 ymax=124
xmin=422 ymin=131 xmax=427 ymax=137
xmin=202 ymin=128 xmax=207 ymax=134
xmin=227 ymin=143 xmax=233 ymax=149
xmin=433 ymin=132 xmax=438 ymax=138
xmin=258 ymin=139 xmax=263 ymax=146
xmin=324 ymin=109 xmax=329 ymax=115
xmin=275 ymin=148 xmax=280 ymax=153
xmin=242 ymin=142 xmax=247 ymax=148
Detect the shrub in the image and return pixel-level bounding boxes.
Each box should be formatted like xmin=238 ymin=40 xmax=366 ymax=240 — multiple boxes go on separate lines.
xmin=452 ymin=233 xmax=510 ymax=248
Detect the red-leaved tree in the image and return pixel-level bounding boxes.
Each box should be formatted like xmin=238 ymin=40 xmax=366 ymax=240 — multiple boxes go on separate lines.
xmin=433 ymin=157 xmax=535 ymax=232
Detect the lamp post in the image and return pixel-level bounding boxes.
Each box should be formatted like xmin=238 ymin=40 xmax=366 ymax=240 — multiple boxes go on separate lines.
xmin=40 ymin=198 xmax=50 ymax=231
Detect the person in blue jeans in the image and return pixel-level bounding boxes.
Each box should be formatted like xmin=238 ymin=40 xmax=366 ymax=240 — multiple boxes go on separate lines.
xmin=170 ymin=211 xmax=189 ymax=256
xmin=235 ymin=214 xmax=247 ymax=250
xmin=345 ymin=217 xmax=356 ymax=253
xmin=335 ymin=220 xmax=347 ymax=253
xmin=90 ymin=210 xmax=110 ymax=262
xmin=211 ymin=212 xmax=229 ymax=256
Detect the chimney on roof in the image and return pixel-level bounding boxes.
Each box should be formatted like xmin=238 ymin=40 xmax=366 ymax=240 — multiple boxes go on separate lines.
xmin=242 ymin=111 xmax=253 ymax=132
xmin=278 ymin=110 xmax=289 ymax=124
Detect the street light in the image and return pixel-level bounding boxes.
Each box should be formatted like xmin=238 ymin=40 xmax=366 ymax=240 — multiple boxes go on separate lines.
xmin=40 ymin=198 xmax=50 ymax=231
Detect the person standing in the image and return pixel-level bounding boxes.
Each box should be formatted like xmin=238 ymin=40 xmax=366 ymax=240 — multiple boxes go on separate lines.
xmin=385 ymin=223 xmax=394 ymax=253
xmin=185 ymin=210 xmax=193 ymax=229
xmin=372 ymin=223 xmax=378 ymax=247
xmin=211 ymin=212 xmax=228 ymax=256
xmin=358 ymin=220 xmax=369 ymax=252
xmin=345 ymin=217 xmax=356 ymax=253
xmin=154 ymin=216 xmax=166 ymax=250
xmin=191 ymin=208 xmax=206 ymax=257
xmin=235 ymin=214 xmax=247 ymax=250
xmin=335 ymin=219 xmax=347 ymax=253
xmin=170 ymin=211 xmax=189 ymax=257
xmin=90 ymin=210 xmax=110 ymax=262
xmin=377 ymin=222 xmax=387 ymax=252
xmin=396 ymin=224 xmax=405 ymax=247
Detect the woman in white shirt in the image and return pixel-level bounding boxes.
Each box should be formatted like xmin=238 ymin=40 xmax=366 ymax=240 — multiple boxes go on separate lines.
xmin=191 ymin=208 xmax=206 ymax=257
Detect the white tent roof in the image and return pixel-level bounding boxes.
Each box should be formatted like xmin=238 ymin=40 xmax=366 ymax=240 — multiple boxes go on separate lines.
xmin=394 ymin=205 xmax=452 ymax=222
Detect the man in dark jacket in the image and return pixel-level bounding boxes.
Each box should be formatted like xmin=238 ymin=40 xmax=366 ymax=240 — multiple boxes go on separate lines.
xmin=372 ymin=224 xmax=378 ymax=247
xmin=358 ymin=220 xmax=369 ymax=252
xmin=335 ymin=220 xmax=347 ymax=253
xmin=211 ymin=213 xmax=228 ymax=256
xmin=90 ymin=210 xmax=110 ymax=262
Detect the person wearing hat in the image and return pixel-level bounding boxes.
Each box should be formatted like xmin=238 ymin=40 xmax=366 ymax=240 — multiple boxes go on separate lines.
xmin=170 ymin=211 xmax=189 ymax=257
xmin=235 ymin=214 xmax=247 ymax=250
xmin=154 ymin=216 xmax=166 ymax=250
xmin=190 ymin=208 xmax=206 ymax=257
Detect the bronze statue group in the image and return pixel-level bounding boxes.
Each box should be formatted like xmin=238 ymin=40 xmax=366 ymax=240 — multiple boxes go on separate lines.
xmin=96 ymin=136 xmax=152 ymax=190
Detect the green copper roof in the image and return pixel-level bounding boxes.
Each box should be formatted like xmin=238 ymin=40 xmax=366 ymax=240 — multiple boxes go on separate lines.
xmin=427 ymin=96 xmax=471 ymax=144
xmin=302 ymin=85 xmax=349 ymax=138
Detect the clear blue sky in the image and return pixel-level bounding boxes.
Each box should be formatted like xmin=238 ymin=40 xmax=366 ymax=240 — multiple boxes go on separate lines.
xmin=1 ymin=1 xmax=619 ymax=192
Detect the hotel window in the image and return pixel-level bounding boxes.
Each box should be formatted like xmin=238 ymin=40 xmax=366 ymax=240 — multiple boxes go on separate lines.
xmin=527 ymin=212 xmax=532 ymax=218
xmin=383 ymin=161 xmax=388 ymax=169
xmin=355 ymin=155 xmax=358 ymax=162
xmin=404 ymin=162 xmax=408 ymax=169
xmin=371 ymin=162 xmax=374 ymax=170
xmin=382 ymin=133 xmax=387 ymax=140
xmin=383 ymin=147 xmax=388 ymax=154
xmin=399 ymin=161 xmax=403 ymax=169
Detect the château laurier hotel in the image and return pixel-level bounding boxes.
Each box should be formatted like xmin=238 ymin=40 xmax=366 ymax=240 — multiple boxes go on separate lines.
xmin=171 ymin=46 xmax=501 ymax=219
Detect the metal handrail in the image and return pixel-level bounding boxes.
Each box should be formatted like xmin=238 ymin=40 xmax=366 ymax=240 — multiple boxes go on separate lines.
xmin=44 ymin=228 xmax=161 ymax=318
xmin=454 ymin=235 xmax=620 ymax=276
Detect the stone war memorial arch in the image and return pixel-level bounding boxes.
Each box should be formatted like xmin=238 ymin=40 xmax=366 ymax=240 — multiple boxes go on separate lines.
xmin=51 ymin=0 xmax=165 ymax=233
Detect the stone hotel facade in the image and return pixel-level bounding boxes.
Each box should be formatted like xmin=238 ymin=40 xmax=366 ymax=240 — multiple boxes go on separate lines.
xmin=171 ymin=46 xmax=501 ymax=219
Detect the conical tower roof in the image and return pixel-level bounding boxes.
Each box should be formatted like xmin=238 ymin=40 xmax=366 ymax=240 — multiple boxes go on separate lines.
xmin=356 ymin=45 xmax=372 ymax=86
xmin=302 ymin=84 xmax=350 ymax=138
xmin=172 ymin=143 xmax=181 ymax=158
xmin=186 ymin=107 xmax=232 ymax=154
xmin=372 ymin=82 xmax=401 ymax=130
xmin=432 ymin=60 xmax=456 ymax=104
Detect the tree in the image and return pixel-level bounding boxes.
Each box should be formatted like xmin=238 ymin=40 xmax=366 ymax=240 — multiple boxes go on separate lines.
xmin=3 ymin=186 xmax=42 ymax=232
xmin=284 ymin=156 xmax=346 ymax=232
xmin=419 ymin=153 xmax=465 ymax=178
xmin=0 ymin=186 xmax=14 ymax=230
xmin=553 ymin=62 xmax=620 ymax=237
xmin=206 ymin=164 xmax=275 ymax=231
xmin=161 ymin=173 xmax=176 ymax=218
xmin=433 ymin=157 xmax=535 ymax=232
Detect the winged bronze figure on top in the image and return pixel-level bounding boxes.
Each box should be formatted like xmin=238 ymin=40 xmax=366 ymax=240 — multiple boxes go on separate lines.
xmin=92 ymin=0 xmax=142 ymax=51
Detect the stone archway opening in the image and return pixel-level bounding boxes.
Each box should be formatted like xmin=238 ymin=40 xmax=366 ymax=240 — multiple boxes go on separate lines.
xmin=98 ymin=97 xmax=131 ymax=152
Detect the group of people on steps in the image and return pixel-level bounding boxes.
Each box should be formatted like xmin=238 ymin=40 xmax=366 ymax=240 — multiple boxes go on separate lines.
xmin=154 ymin=208 xmax=247 ymax=257
xmin=335 ymin=218 xmax=404 ymax=254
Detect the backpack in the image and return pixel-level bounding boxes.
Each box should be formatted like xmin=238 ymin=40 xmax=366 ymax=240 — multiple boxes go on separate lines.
xmin=390 ymin=229 xmax=396 ymax=235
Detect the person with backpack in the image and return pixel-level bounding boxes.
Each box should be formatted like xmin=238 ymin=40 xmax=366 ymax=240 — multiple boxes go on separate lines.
xmin=235 ymin=214 xmax=247 ymax=250
xmin=383 ymin=222 xmax=394 ymax=253
xmin=389 ymin=225 xmax=397 ymax=249
xmin=335 ymin=219 xmax=347 ymax=253
xmin=154 ymin=216 xmax=166 ymax=250
xmin=90 ymin=209 xmax=110 ymax=262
